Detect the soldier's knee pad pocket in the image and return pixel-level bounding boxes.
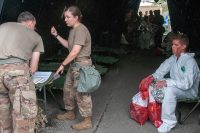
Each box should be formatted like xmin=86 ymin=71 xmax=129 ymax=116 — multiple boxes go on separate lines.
xmin=21 ymin=90 xmax=37 ymax=118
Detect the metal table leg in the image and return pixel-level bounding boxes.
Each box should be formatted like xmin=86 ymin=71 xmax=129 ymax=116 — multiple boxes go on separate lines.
xmin=43 ymin=86 xmax=47 ymax=115
xmin=37 ymin=86 xmax=47 ymax=115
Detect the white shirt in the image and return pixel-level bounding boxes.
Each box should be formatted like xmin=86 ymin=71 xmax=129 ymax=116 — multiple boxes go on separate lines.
xmin=152 ymin=53 xmax=200 ymax=97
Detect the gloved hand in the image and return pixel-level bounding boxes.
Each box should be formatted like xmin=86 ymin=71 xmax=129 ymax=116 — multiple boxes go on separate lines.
xmin=154 ymin=80 xmax=167 ymax=89
xmin=139 ymin=75 xmax=154 ymax=100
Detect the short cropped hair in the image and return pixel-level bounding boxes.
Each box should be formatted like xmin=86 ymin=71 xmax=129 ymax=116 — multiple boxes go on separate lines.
xmin=172 ymin=32 xmax=189 ymax=47
xmin=17 ymin=11 xmax=35 ymax=23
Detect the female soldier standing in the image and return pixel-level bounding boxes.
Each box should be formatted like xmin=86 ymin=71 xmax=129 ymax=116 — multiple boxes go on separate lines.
xmin=51 ymin=6 xmax=93 ymax=130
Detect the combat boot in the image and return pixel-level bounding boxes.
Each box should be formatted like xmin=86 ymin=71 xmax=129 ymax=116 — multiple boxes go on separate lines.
xmin=71 ymin=116 xmax=92 ymax=130
xmin=57 ymin=110 xmax=75 ymax=120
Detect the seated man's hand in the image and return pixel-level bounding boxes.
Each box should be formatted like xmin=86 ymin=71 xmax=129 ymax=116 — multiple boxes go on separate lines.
xmin=154 ymin=80 xmax=167 ymax=89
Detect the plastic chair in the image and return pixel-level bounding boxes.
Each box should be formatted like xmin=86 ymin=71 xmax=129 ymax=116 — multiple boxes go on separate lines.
xmin=175 ymin=57 xmax=200 ymax=124
xmin=176 ymin=90 xmax=200 ymax=124
xmin=163 ymin=71 xmax=200 ymax=124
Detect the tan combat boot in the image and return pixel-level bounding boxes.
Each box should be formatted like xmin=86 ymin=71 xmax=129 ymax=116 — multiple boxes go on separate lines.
xmin=57 ymin=110 xmax=75 ymax=120
xmin=71 ymin=117 xmax=92 ymax=130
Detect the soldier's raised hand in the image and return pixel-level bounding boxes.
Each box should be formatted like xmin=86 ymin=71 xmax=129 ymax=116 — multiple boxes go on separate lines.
xmin=51 ymin=26 xmax=58 ymax=37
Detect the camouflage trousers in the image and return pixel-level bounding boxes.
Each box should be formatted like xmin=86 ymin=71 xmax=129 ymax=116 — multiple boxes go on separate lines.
xmin=0 ymin=63 xmax=37 ymax=133
xmin=63 ymin=59 xmax=93 ymax=117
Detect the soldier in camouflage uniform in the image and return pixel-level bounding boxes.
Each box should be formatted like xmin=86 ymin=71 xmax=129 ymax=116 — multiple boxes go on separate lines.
xmin=0 ymin=11 xmax=44 ymax=133
xmin=51 ymin=6 xmax=93 ymax=130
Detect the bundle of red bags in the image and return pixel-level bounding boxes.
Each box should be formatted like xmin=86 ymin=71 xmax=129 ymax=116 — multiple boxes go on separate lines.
xmin=148 ymin=86 xmax=162 ymax=128
xmin=130 ymin=92 xmax=148 ymax=125
xmin=130 ymin=76 xmax=162 ymax=128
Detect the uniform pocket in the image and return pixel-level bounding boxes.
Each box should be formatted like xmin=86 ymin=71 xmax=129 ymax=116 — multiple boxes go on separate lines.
xmin=7 ymin=70 xmax=25 ymax=77
xmin=70 ymin=66 xmax=79 ymax=89
xmin=20 ymin=90 xmax=38 ymax=118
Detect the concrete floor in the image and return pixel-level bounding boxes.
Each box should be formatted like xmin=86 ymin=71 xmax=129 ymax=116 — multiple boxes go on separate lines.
xmin=39 ymin=50 xmax=200 ymax=133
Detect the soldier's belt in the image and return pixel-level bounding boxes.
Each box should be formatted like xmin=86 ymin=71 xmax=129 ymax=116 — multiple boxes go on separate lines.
xmin=0 ymin=57 xmax=25 ymax=65
xmin=75 ymin=56 xmax=91 ymax=62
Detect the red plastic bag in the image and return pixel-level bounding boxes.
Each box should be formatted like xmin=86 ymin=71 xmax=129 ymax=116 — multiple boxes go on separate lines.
xmin=139 ymin=75 xmax=154 ymax=100
xmin=148 ymin=102 xmax=162 ymax=128
xmin=148 ymin=88 xmax=162 ymax=128
xmin=130 ymin=92 xmax=148 ymax=125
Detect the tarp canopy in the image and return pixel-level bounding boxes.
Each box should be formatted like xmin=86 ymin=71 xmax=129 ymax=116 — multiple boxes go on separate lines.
xmin=167 ymin=0 xmax=200 ymax=51
xmin=0 ymin=0 xmax=200 ymax=51
xmin=0 ymin=0 xmax=4 ymax=14
xmin=128 ymin=0 xmax=141 ymax=13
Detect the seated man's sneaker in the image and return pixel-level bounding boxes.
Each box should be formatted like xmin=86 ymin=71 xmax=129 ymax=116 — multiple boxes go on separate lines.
xmin=157 ymin=123 xmax=172 ymax=133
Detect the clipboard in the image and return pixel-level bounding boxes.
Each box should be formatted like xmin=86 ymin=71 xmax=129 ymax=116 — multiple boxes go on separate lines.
xmin=32 ymin=71 xmax=60 ymax=88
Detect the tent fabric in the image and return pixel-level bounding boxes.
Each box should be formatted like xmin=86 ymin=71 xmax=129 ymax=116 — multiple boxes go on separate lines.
xmin=128 ymin=0 xmax=141 ymax=13
xmin=0 ymin=0 xmax=5 ymax=22
xmin=1 ymin=0 xmax=200 ymax=51
xmin=0 ymin=0 xmax=4 ymax=14
xmin=167 ymin=0 xmax=200 ymax=51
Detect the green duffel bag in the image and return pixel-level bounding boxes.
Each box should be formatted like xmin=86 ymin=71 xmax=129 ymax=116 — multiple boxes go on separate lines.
xmin=75 ymin=63 xmax=101 ymax=93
